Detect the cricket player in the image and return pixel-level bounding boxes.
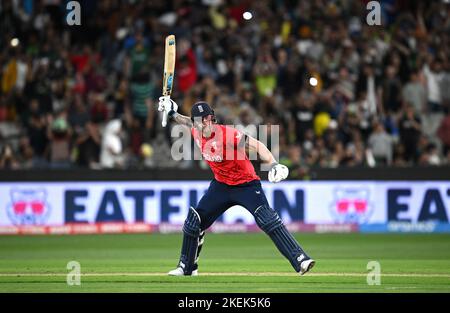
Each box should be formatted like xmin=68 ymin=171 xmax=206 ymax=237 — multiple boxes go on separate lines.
xmin=158 ymin=96 xmax=315 ymax=276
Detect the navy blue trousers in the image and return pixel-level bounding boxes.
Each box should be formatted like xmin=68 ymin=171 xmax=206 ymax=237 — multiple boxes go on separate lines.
xmin=181 ymin=179 xmax=311 ymax=274
xmin=196 ymin=179 xmax=269 ymax=230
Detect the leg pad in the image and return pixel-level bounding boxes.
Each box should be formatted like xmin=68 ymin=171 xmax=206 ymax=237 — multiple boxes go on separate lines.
xmin=254 ymin=205 xmax=310 ymax=272
xmin=179 ymin=207 xmax=202 ymax=274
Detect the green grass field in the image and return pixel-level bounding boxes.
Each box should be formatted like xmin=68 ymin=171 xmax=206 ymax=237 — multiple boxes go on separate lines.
xmin=0 ymin=233 xmax=449 ymax=293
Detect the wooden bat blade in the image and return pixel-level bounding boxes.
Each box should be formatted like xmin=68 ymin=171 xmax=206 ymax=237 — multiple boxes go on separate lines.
xmin=162 ymin=35 xmax=176 ymax=96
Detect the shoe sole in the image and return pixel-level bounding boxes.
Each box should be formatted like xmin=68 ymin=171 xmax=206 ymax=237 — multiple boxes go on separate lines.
xmin=300 ymin=259 xmax=315 ymax=276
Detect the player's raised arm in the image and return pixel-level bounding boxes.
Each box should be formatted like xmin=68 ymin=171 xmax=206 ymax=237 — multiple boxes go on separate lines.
xmin=158 ymin=96 xmax=193 ymax=128
xmin=245 ymin=134 xmax=289 ymax=183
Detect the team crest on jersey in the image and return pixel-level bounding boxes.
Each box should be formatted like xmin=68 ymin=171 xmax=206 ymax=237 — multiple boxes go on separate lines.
xmin=202 ymin=139 xmax=223 ymax=161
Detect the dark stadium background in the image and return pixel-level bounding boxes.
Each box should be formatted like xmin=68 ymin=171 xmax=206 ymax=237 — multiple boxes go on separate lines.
xmin=0 ymin=0 xmax=449 ymax=171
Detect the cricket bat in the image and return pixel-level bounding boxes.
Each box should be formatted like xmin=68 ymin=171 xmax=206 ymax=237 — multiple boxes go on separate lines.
xmin=161 ymin=35 xmax=176 ymax=127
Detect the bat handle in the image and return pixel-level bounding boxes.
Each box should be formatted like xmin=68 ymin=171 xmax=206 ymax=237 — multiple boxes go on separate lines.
xmin=162 ymin=110 xmax=168 ymax=127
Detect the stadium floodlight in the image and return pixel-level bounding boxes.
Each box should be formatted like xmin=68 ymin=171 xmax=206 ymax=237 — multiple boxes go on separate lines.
xmin=243 ymin=12 xmax=253 ymax=20
xmin=309 ymin=77 xmax=318 ymax=87
xmin=10 ymin=38 xmax=19 ymax=47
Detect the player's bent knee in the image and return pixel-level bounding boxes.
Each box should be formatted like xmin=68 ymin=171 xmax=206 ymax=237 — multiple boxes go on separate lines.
xmin=254 ymin=204 xmax=283 ymax=234
xmin=183 ymin=207 xmax=202 ymax=237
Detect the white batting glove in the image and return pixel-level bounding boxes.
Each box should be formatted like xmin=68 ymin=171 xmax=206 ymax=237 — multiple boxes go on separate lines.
xmin=158 ymin=96 xmax=178 ymax=113
xmin=268 ymin=163 xmax=289 ymax=183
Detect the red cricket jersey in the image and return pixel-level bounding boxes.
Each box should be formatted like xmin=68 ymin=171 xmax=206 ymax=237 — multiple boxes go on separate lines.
xmin=191 ymin=125 xmax=260 ymax=185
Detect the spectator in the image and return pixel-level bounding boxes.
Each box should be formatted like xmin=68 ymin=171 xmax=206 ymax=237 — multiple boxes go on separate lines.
xmin=254 ymin=50 xmax=277 ymax=97
xmin=0 ymin=144 xmax=20 ymax=169
xmin=356 ymin=62 xmax=380 ymax=115
xmin=290 ymin=91 xmax=315 ymax=143
xmin=399 ymin=106 xmax=422 ymax=162
xmin=402 ymin=70 xmax=426 ymax=114
xmin=368 ymin=122 xmax=393 ymax=165
xmin=342 ymin=131 xmax=365 ymax=167
xmin=113 ymin=77 xmax=129 ymax=118
xmin=437 ymin=109 xmax=450 ymax=157
xmin=381 ymin=65 xmax=402 ymax=113
xmin=75 ymin=120 xmax=101 ymax=168
xmin=100 ymin=119 xmax=124 ymax=169
xmin=423 ymin=58 xmax=444 ymax=112
xmin=17 ymin=136 xmax=34 ymax=169
xmin=176 ymin=40 xmax=197 ymax=94
xmin=47 ymin=113 xmax=72 ymax=168
xmin=25 ymin=99 xmax=48 ymax=168
xmin=125 ymin=32 xmax=150 ymax=79
xmin=129 ymin=72 xmax=155 ymax=141
xmin=68 ymin=94 xmax=89 ymax=135
xmin=89 ymin=93 xmax=108 ymax=124
xmin=280 ymin=144 xmax=304 ymax=179
xmin=423 ymin=143 xmax=441 ymax=166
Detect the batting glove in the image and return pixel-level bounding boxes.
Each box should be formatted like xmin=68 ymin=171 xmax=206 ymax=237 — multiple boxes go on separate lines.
xmin=158 ymin=96 xmax=178 ymax=115
xmin=268 ymin=162 xmax=289 ymax=183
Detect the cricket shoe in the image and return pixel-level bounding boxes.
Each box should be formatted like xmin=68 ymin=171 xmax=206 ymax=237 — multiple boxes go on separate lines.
xmin=168 ymin=267 xmax=198 ymax=276
xmin=168 ymin=263 xmax=199 ymax=276
xmin=299 ymin=258 xmax=315 ymax=276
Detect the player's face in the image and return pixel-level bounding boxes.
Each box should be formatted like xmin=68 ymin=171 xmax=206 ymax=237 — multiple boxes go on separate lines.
xmin=201 ymin=115 xmax=214 ymax=136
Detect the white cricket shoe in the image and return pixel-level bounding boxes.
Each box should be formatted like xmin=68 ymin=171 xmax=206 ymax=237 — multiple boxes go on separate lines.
xmin=299 ymin=259 xmax=315 ymax=275
xmin=168 ymin=267 xmax=198 ymax=276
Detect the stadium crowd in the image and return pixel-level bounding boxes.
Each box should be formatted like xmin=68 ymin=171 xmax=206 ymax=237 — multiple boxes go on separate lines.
xmin=0 ymin=0 xmax=449 ymax=176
